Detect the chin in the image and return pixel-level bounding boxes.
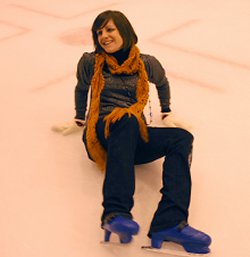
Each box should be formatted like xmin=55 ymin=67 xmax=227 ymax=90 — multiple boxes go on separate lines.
xmin=104 ymin=48 xmax=116 ymax=53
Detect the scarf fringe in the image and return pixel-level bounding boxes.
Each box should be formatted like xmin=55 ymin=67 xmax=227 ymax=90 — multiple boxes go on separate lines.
xmin=86 ymin=45 xmax=149 ymax=171
xmin=103 ymin=107 xmax=149 ymax=142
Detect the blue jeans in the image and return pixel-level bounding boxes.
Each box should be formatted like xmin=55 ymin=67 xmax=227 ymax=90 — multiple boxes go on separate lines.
xmin=83 ymin=115 xmax=193 ymax=235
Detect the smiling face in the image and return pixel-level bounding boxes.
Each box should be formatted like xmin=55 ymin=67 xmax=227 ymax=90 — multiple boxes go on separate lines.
xmin=96 ymin=19 xmax=124 ymax=53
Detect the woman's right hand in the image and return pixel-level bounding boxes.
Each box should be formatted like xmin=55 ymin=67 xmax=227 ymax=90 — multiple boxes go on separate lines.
xmin=51 ymin=119 xmax=86 ymax=136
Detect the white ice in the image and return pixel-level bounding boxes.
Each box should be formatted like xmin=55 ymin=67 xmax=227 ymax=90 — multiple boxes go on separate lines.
xmin=1 ymin=1 xmax=250 ymax=257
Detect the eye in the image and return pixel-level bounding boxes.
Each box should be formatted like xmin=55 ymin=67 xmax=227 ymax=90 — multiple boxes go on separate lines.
xmin=96 ymin=30 xmax=102 ymax=36
xmin=107 ymin=27 xmax=115 ymax=32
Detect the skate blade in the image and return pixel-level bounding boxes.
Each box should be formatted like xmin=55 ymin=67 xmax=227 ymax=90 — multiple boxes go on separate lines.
xmin=100 ymin=241 xmax=130 ymax=247
xmin=141 ymin=246 xmax=211 ymax=257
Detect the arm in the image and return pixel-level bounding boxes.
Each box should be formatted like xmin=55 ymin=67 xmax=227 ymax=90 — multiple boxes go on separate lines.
xmin=143 ymin=54 xmax=171 ymax=114
xmin=143 ymin=55 xmax=191 ymax=130
xmin=51 ymin=53 xmax=95 ymax=135
xmin=74 ymin=52 xmax=95 ymax=121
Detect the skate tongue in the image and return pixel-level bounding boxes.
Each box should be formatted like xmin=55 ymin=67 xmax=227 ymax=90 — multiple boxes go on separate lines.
xmin=177 ymin=221 xmax=188 ymax=231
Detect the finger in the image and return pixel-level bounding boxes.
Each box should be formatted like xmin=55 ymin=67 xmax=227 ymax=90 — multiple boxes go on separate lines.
xmin=174 ymin=121 xmax=192 ymax=131
xmin=62 ymin=127 xmax=75 ymax=136
xmin=51 ymin=125 xmax=65 ymax=132
xmin=163 ymin=120 xmax=177 ymax=127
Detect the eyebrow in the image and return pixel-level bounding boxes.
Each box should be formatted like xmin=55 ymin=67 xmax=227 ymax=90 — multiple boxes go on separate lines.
xmin=96 ymin=24 xmax=116 ymax=33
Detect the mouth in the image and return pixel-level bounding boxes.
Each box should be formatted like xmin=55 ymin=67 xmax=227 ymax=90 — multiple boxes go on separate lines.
xmin=102 ymin=40 xmax=113 ymax=46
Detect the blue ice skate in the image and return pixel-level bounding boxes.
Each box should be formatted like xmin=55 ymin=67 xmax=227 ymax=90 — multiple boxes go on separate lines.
xmin=151 ymin=221 xmax=212 ymax=254
xmin=103 ymin=216 xmax=140 ymax=244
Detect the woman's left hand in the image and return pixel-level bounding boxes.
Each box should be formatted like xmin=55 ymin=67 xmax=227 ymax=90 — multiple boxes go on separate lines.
xmin=161 ymin=112 xmax=192 ymax=131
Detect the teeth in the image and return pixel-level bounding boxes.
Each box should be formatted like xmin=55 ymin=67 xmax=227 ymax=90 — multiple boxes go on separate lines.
xmin=103 ymin=41 xmax=112 ymax=45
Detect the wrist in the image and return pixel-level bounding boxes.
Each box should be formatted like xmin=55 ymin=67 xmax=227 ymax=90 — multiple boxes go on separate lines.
xmin=161 ymin=111 xmax=171 ymax=120
xmin=74 ymin=119 xmax=85 ymax=127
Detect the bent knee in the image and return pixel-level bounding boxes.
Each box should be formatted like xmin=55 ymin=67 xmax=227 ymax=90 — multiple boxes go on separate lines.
xmin=109 ymin=114 xmax=140 ymax=133
xmin=176 ymin=128 xmax=194 ymax=144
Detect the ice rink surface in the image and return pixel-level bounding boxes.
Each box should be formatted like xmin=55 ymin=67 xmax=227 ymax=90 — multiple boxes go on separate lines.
xmin=1 ymin=0 xmax=250 ymax=256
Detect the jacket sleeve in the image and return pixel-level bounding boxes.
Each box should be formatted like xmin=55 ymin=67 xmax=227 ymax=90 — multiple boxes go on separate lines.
xmin=143 ymin=55 xmax=171 ymax=113
xmin=74 ymin=52 xmax=95 ymax=120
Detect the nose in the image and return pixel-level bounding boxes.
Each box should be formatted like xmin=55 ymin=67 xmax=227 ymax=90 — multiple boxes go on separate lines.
xmin=100 ymin=30 xmax=109 ymax=40
xmin=103 ymin=31 xmax=108 ymax=39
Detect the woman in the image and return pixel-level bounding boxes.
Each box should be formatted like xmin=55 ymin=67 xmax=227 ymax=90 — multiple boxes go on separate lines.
xmin=64 ymin=10 xmax=211 ymax=254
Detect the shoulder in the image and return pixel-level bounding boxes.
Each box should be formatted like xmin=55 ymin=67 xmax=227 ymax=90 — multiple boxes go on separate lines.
xmin=140 ymin=53 xmax=165 ymax=80
xmin=140 ymin=53 xmax=164 ymax=70
xmin=140 ymin=53 xmax=158 ymax=62
xmin=76 ymin=52 xmax=95 ymax=83
xmin=78 ymin=51 xmax=96 ymax=68
xmin=77 ymin=52 xmax=95 ymax=74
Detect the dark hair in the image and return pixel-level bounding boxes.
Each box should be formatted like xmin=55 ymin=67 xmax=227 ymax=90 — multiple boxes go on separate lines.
xmin=91 ymin=10 xmax=138 ymax=53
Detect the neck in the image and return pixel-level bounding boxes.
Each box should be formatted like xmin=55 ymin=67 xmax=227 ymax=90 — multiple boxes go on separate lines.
xmin=110 ymin=48 xmax=130 ymax=65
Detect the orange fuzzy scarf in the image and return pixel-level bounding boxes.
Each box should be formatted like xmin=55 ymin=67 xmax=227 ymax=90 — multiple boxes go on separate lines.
xmin=86 ymin=45 xmax=149 ymax=171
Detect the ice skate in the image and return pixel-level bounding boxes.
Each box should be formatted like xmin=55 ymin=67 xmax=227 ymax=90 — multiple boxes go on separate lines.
xmin=102 ymin=216 xmax=140 ymax=244
xmin=142 ymin=221 xmax=211 ymax=256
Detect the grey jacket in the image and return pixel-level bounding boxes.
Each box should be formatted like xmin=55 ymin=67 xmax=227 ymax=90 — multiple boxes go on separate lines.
xmin=74 ymin=52 xmax=171 ymax=120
